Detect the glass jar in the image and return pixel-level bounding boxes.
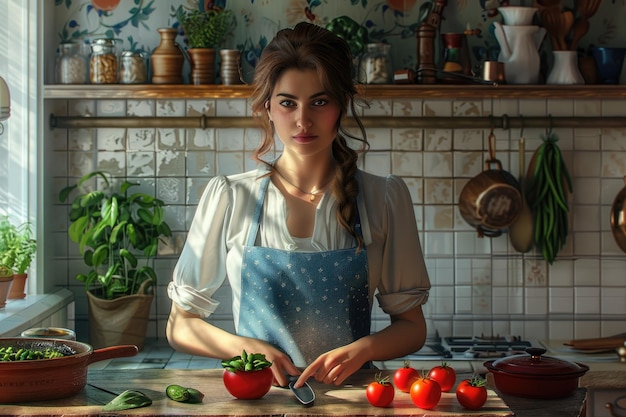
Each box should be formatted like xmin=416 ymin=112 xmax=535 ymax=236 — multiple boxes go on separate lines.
xmin=89 ymin=38 xmax=119 ymax=84
xmin=119 ymin=51 xmax=147 ymax=84
xmin=359 ymin=43 xmax=393 ymax=84
xmin=55 ymin=42 xmax=88 ymax=84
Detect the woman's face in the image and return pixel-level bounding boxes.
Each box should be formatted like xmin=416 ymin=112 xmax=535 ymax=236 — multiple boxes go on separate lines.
xmin=267 ymin=68 xmax=341 ymax=160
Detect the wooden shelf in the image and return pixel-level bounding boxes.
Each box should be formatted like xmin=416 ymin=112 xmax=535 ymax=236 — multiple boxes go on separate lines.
xmin=43 ymin=84 xmax=626 ymax=100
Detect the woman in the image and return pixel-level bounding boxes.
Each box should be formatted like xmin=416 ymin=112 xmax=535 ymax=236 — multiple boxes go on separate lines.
xmin=166 ymin=22 xmax=430 ymax=389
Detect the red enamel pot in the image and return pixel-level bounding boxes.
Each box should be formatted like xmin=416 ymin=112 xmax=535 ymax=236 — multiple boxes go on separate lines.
xmin=0 ymin=337 xmax=138 ymax=403
xmin=484 ymin=347 xmax=589 ymax=399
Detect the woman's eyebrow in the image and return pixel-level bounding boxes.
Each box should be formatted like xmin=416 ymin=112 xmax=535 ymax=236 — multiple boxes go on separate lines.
xmin=275 ymin=91 xmax=327 ymax=99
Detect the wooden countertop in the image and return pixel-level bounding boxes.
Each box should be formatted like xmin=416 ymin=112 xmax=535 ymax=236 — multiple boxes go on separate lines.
xmin=0 ymin=369 xmax=586 ymax=417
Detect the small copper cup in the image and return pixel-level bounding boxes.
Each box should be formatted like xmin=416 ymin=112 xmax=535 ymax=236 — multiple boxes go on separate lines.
xmin=483 ymin=61 xmax=506 ymax=84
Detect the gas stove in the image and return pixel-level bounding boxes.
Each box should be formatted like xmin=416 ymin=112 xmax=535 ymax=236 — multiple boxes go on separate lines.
xmin=403 ymin=334 xmax=538 ymax=361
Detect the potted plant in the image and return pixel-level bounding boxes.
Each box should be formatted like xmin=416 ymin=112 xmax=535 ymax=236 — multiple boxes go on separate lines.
xmin=0 ymin=216 xmax=37 ymax=301
xmin=58 ymin=171 xmax=172 ymax=349
xmin=175 ymin=3 xmax=237 ymax=84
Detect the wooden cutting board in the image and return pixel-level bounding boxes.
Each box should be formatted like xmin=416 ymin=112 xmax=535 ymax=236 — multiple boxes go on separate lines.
xmin=0 ymin=369 xmax=513 ymax=417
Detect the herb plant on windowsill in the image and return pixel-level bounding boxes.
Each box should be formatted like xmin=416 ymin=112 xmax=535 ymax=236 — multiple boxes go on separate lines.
xmin=58 ymin=171 xmax=172 ymax=300
xmin=0 ymin=216 xmax=37 ymax=300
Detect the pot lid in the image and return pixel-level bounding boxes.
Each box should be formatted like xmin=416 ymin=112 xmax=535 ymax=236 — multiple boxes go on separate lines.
xmin=485 ymin=348 xmax=589 ymax=376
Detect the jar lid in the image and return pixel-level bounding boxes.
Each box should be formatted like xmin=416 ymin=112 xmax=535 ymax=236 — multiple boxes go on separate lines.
xmin=484 ymin=348 xmax=589 ymax=377
xmin=121 ymin=50 xmax=143 ymax=57
xmin=91 ymin=38 xmax=116 ymax=46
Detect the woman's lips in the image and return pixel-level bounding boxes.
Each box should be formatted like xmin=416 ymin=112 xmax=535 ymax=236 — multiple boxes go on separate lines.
xmin=293 ymin=134 xmax=316 ymax=143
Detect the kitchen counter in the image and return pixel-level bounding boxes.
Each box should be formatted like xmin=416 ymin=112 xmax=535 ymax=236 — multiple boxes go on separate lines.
xmin=0 ymin=369 xmax=585 ymax=417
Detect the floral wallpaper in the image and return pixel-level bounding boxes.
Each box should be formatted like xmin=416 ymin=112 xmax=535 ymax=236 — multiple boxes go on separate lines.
xmin=53 ymin=0 xmax=626 ymax=83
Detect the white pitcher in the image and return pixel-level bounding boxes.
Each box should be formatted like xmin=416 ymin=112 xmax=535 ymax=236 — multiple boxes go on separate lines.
xmin=493 ymin=22 xmax=546 ymax=84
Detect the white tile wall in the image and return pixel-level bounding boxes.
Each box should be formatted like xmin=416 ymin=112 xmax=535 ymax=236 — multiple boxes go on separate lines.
xmin=47 ymin=96 xmax=626 ymax=343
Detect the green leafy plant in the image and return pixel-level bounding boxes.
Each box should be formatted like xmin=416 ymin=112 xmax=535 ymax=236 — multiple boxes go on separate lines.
xmin=58 ymin=171 xmax=172 ymax=300
xmin=176 ymin=5 xmax=236 ymax=49
xmin=0 ymin=216 xmax=37 ymax=275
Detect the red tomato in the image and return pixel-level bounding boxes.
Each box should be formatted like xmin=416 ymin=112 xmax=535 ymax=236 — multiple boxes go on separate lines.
xmin=410 ymin=376 xmax=442 ymax=410
xmin=455 ymin=376 xmax=488 ymax=410
xmin=222 ymin=367 xmax=273 ymax=399
xmin=428 ymin=362 xmax=457 ymax=392
xmin=393 ymin=361 xmax=419 ymax=392
xmin=366 ymin=373 xmax=395 ymax=408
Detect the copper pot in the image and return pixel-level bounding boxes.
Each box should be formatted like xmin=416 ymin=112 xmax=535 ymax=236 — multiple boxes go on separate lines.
xmin=484 ymin=347 xmax=589 ymax=399
xmin=0 ymin=337 xmax=138 ymax=403
xmin=459 ymin=132 xmax=522 ymax=237
xmin=611 ymin=175 xmax=626 ymax=253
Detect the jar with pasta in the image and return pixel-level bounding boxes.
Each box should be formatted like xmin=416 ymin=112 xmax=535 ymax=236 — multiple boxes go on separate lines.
xmin=89 ymin=38 xmax=119 ymax=84
xmin=55 ymin=43 xmax=88 ymax=84
xmin=119 ymin=51 xmax=147 ymax=84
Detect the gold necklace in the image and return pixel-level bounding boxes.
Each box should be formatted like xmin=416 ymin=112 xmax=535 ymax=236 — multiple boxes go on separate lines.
xmin=273 ymin=167 xmax=333 ymax=202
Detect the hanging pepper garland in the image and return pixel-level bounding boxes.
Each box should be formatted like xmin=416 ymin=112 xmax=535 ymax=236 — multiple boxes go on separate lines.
xmin=526 ymin=131 xmax=574 ymax=264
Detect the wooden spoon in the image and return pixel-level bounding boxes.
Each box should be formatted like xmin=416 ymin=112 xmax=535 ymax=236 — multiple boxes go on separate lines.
xmin=558 ymin=10 xmax=574 ymax=50
xmin=509 ymin=138 xmax=534 ymax=253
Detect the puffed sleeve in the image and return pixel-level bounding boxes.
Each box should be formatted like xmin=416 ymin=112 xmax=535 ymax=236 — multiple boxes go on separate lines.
xmin=167 ymin=176 xmax=231 ymax=318
xmin=369 ymin=174 xmax=430 ymax=315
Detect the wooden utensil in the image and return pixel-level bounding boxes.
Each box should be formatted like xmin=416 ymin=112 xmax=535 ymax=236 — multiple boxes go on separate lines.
xmin=509 ymin=138 xmax=534 ymax=253
xmin=537 ymin=6 xmax=566 ymax=50
xmin=570 ymin=0 xmax=602 ymax=50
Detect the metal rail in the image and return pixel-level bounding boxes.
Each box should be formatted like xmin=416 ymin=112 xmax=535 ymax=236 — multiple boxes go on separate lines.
xmin=49 ymin=114 xmax=626 ymax=130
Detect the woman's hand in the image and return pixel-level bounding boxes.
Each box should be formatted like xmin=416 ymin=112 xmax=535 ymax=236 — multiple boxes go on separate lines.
xmin=240 ymin=339 xmax=301 ymax=387
xmin=294 ymin=344 xmax=366 ymax=388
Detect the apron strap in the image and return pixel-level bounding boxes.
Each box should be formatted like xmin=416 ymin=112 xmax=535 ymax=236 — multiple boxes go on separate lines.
xmin=246 ymin=176 xmax=270 ymax=247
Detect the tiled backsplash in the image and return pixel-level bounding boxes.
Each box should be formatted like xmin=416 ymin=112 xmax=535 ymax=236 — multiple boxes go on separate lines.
xmin=47 ymin=95 xmax=626 ymax=344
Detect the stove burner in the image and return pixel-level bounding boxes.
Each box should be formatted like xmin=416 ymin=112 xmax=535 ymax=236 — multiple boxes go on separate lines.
xmin=444 ymin=336 xmax=533 ymax=359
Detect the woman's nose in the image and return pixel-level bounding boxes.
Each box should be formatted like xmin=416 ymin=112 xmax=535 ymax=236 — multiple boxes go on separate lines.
xmin=296 ymin=108 xmax=312 ymax=129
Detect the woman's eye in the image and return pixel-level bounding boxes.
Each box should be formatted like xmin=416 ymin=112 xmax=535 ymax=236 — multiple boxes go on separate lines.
xmin=279 ymin=99 xmax=295 ymax=107
xmin=312 ymin=99 xmax=328 ymax=106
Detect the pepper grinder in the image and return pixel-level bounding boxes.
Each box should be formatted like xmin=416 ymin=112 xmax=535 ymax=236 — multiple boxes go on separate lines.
xmin=416 ymin=0 xmax=447 ymax=84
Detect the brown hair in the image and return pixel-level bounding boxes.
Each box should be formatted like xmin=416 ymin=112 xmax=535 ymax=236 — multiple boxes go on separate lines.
xmin=250 ymin=22 xmax=369 ymax=249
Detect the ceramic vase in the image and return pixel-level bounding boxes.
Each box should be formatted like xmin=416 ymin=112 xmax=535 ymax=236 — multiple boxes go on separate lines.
xmin=493 ymin=22 xmax=546 ymax=84
xmin=151 ymin=28 xmax=184 ymax=84
xmin=547 ymin=51 xmax=585 ymax=85
xmin=219 ymin=49 xmax=243 ymax=85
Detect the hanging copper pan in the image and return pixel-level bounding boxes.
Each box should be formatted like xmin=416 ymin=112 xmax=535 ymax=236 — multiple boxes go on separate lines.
xmin=459 ymin=131 xmax=523 ymax=237
xmin=610 ymin=175 xmax=626 ymax=253
xmin=0 ymin=337 xmax=138 ymax=403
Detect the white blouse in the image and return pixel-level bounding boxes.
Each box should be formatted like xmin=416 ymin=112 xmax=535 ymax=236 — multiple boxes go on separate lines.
xmin=168 ymin=166 xmax=430 ymax=329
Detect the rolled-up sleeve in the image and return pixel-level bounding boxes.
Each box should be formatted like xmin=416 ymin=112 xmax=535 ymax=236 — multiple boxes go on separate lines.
xmin=365 ymin=174 xmax=430 ymax=316
xmin=167 ymin=176 xmax=231 ymax=318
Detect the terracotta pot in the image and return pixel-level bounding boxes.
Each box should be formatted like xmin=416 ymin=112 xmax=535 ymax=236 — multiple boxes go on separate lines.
xmin=0 ymin=337 xmax=137 ymax=403
xmin=484 ymin=347 xmax=589 ymax=399
xmin=188 ymin=48 xmax=216 ymax=84
xmin=611 ymin=175 xmax=626 ymax=254
xmin=459 ymin=132 xmax=522 ymax=237
xmin=8 ymin=272 xmax=27 ymax=299
xmin=0 ymin=275 xmax=13 ymax=309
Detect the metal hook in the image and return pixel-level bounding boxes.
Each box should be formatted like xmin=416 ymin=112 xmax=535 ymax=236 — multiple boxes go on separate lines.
xmin=546 ymin=113 xmax=553 ymax=137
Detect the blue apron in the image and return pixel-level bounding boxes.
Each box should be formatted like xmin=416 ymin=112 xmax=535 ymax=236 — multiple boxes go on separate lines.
xmin=238 ymin=176 xmax=370 ymax=367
